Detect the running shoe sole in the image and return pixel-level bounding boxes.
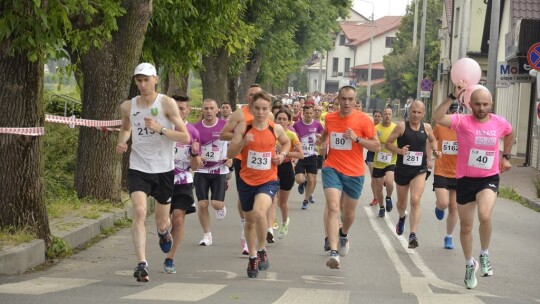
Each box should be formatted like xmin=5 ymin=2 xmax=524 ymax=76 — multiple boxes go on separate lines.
xmin=134 ymin=267 xmax=149 ymax=282
xmin=326 ymin=256 xmax=340 ymax=269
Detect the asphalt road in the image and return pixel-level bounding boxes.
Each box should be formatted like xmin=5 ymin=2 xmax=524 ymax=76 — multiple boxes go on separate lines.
xmin=1 ymin=172 xmax=539 ymax=304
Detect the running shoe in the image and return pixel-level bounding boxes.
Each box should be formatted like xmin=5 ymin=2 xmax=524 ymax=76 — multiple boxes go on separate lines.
xmin=396 ymin=212 xmax=407 ymax=236
xmin=158 ymin=230 xmax=173 ymax=253
xmin=378 ymin=207 xmax=385 ymax=217
xmin=339 ymin=236 xmax=350 ymax=256
xmin=133 ymin=261 xmax=149 ymax=282
xmin=247 ymin=257 xmax=258 ymax=278
xmin=215 ymin=206 xmax=227 ymax=220
xmin=369 ymin=198 xmax=378 ymax=206
xmin=241 ymin=238 xmax=249 ymax=255
xmin=298 ymin=181 xmax=307 ymax=194
xmin=444 ymin=236 xmax=454 ymax=249
xmin=479 ymin=254 xmax=493 ymax=277
xmin=326 ymin=250 xmax=340 ymax=269
xmin=309 ymin=195 xmax=315 ymax=204
xmin=266 ymin=229 xmax=274 ymax=244
xmin=163 ymin=258 xmax=176 ymax=274
xmin=408 ymin=233 xmax=419 ymax=248
xmin=435 ymin=207 xmax=445 ymax=220
xmin=323 ymin=237 xmax=330 ymax=252
xmin=301 ymin=199 xmax=308 ymax=210
xmin=277 ymin=218 xmax=290 ymax=239
xmin=257 ymin=249 xmax=269 ymax=271
xmin=464 ymin=259 xmax=479 ymax=289
xmin=272 ymin=218 xmax=279 ymax=230
xmin=385 ymin=197 xmax=393 ymax=212
xmin=199 ymin=232 xmax=212 ymax=246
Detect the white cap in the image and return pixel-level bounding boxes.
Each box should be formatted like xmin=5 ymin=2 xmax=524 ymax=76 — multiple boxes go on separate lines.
xmin=133 ymin=63 xmax=157 ymax=76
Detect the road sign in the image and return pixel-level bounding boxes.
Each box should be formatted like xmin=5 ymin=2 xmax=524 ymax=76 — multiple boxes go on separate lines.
xmin=420 ymin=78 xmax=433 ymax=91
xmin=420 ymin=90 xmax=431 ymax=98
xmin=527 ymin=42 xmax=540 ymax=71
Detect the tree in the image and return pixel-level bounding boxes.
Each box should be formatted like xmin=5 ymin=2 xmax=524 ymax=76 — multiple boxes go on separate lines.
xmin=0 ymin=0 xmax=118 ymax=244
xmin=381 ymin=0 xmax=442 ymax=100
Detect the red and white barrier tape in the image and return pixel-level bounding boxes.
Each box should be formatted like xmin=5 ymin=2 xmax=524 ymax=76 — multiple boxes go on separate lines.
xmin=0 ymin=127 xmax=45 ymax=136
xmin=45 ymin=115 xmax=122 ymax=127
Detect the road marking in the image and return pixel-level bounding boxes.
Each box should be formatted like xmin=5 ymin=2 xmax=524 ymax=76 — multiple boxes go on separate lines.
xmin=302 ymin=275 xmax=345 ymax=285
xmin=272 ymin=288 xmax=349 ymax=304
xmin=198 ymin=269 xmax=237 ymax=279
xmin=364 ymin=207 xmax=496 ymax=303
xmin=0 ymin=277 xmax=98 ymax=294
xmin=122 ymin=283 xmax=226 ymax=301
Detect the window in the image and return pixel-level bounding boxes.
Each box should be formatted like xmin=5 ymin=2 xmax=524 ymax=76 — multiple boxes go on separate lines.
xmin=332 ymin=58 xmax=339 ymax=77
xmin=339 ymin=35 xmax=346 ymax=45
xmin=454 ymin=7 xmax=460 ymax=38
xmin=385 ymin=37 xmax=397 ymax=48
xmin=344 ymin=58 xmax=351 ymax=76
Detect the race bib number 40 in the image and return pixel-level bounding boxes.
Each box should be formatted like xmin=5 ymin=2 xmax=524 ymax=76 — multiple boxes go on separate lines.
xmin=468 ymin=149 xmax=495 ymax=169
xmin=403 ymin=151 xmax=423 ymax=166
xmin=330 ymin=132 xmax=352 ymax=150
xmin=247 ymin=150 xmax=272 ymax=170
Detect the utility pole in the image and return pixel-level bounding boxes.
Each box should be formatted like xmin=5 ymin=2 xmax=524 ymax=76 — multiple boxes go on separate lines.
xmin=413 ymin=0 xmax=418 ymax=47
xmin=318 ymin=52 xmax=323 ymax=92
xmin=459 ymin=0 xmax=472 ymax=58
xmin=486 ymin=0 xmax=500 ymax=94
xmin=416 ymin=0 xmax=427 ymax=99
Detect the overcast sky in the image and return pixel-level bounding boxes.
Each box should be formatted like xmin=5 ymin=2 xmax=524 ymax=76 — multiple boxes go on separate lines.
xmin=353 ymin=0 xmax=412 ymax=20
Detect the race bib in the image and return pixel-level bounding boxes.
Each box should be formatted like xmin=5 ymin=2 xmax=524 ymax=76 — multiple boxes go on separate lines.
xmin=202 ymin=144 xmax=220 ymax=162
xmin=403 ymin=151 xmax=423 ymax=166
xmin=467 ymin=148 xmax=495 ymax=169
xmin=377 ymin=151 xmax=392 ymax=164
xmin=174 ymin=145 xmax=190 ymax=161
xmin=301 ymin=139 xmax=314 ymax=154
xmin=135 ymin=126 xmax=159 ymax=142
xmin=247 ymin=150 xmax=272 ymax=170
xmin=442 ymin=140 xmax=458 ymax=155
xmin=330 ymin=132 xmax=352 ymax=150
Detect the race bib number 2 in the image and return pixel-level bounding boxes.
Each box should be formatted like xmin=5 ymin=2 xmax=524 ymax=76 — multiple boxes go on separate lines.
xmin=330 ymin=132 xmax=352 ymax=150
xmin=247 ymin=150 xmax=272 ymax=170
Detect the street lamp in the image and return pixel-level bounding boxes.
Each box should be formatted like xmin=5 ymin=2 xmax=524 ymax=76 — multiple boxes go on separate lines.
xmin=357 ymin=0 xmax=374 ymax=111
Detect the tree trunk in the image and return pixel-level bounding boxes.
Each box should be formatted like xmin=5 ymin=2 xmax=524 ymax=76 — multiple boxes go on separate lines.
xmin=0 ymin=50 xmax=51 ymax=244
xmin=237 ymin=51 xmax=264 ymax=101
xmin=164 ymin=69 xmax=189 ymax=96
xmin=227 ymin=77 xmax=238 ymax=109
xmin=74 ymin=0 xmax=153 ymax=203
xmin=200 ymin=47 xmax=230 ymax=105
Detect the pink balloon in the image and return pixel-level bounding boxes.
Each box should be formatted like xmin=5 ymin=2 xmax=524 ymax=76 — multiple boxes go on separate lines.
xmin=451 ymin=58 xmax=482 ymax=86
xmin=462 ymin=84 xmax=489 ymax=111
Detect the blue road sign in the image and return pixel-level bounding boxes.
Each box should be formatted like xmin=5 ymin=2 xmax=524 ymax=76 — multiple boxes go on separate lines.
xmin=528 ymin=42 xmax=540 ymax=71
xmin=420 ymin=78 xmax=433 ymax=91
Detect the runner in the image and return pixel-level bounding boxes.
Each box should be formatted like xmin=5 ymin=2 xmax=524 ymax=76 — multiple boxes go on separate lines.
xmin=293 ymin=105 xmax=324 ymax=209
xmin=367 ymin=109 xmax=383 ymax=206
xmin=317 ymin=86 xmax=380 ymax=269
xmin=193 ymin=98 xmax=231 ymax=246
xmin=163 ymin=94 xmax=202 ymax=274
xmin=432 ymin=103 xmax=461 ymax=250
xmin=433 ymin=82 xmax=513 ymax=289
xmin=372 ymin=107 xmax=396 ymax=217
xmin=227 ymin=90 xmax=291 ymax=278
xmin=384 ymin=100 xmax=438 ymax=249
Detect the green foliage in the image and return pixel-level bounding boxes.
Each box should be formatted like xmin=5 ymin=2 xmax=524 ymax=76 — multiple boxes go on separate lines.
xmin=47 ymin=236 xmax=72 ymax=259
xmin=0 ymin=1 xmax=125 ymax=62
xmin=534 ymin=178 xmax=540 ymax=199
xmin=381 ymin=0 xmax=442 ymax=100
xmin=0 ymin=226 xmax=36 ymax=248
xmin=498 ymin=187 xmax=521 ymax=202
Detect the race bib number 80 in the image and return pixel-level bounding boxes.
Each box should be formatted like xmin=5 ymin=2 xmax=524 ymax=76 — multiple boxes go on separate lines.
xmin=330 ymin=132 xmax=352 ymax=150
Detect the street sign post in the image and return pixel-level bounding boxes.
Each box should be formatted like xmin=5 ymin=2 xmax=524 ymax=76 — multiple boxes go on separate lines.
xmin=420 ymin=78 xmax=433 ymax=92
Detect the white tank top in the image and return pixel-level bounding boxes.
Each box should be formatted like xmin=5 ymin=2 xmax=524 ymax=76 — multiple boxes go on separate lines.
xmin=129 ymin=94 xmax=174 ymax=173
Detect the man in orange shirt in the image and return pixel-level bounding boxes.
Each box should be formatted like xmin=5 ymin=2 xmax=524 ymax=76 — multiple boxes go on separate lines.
xmin=317 ymin=86 xmax=380 ymax=269
xmin=433 ymin=103 xmax=461 ymax=249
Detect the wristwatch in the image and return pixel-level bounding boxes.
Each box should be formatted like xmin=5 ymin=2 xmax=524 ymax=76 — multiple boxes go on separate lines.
xmin=160 ymin=127 xmax=166 ymax=135
xmin=502 ymin=154 xmax=511 ymax=160
xmin=354 ymin=137 xmax=360 ymax=143
xmin=190 ymin=150 xmax=199 ymax=157
xmin=448 ymin=93 xmax=457 ymax=100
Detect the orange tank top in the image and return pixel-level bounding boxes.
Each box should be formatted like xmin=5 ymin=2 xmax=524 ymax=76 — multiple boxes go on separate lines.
xmin=240 ymin=121 xmax=278 ymax=186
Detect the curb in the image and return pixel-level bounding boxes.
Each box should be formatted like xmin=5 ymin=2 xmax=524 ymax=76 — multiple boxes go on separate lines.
xmin=0 ymin=205 xmax=133 ymax=275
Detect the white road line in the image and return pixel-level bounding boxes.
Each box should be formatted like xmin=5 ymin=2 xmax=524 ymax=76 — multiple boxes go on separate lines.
xmin=0 ymin=277 xmax=99 ymax=295
xmin=272 ymin=288 xmax=350 ymax=304
xmin=122 ymin=283 xmax=226 ymax=301
xmin=364 ymin=206 xmax=496 ymax=303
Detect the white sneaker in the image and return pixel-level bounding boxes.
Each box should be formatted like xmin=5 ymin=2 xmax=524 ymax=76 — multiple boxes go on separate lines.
xmin=215 ymin=206 xmax=227 ymax=220
xmin=339 ymin=236 xmax=350 ymax=256
xmin=479 ymin=254 xmax=493 ymax=276
xmin=199 ymin=232 xmax=212 ymax=246
xmin=277 ymin=218 xmax=290 ymax=239
xmin=464 ymin=259 xmax=479 ymax=289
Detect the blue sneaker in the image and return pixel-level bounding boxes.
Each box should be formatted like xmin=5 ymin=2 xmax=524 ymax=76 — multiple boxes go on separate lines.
xmin=163 ymin=258 xmax=176 ymax=274
xmin=158 ymin=230 xmax=173 ymax=253
xmin=309 ymin=195 xmax=315 ymax=204
xmin=396 ymin=213 xmax=407 ymax=236
xmin=435 ymin=207 xmax=445 ymax=220
xmin=408 ymin=233 xmax=419 ymax=248
xmin=385 ymin=197 xmax=393 ymax=212
xmin=444 ymin=236 xmax=454 ymax=249
xmin=378 ymin=207 xmax=385 ymax=217
xmin=298 ymin=181 xmax=307 ymax=194
xmin=301 ymin=200 xmax=308 ymax=210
